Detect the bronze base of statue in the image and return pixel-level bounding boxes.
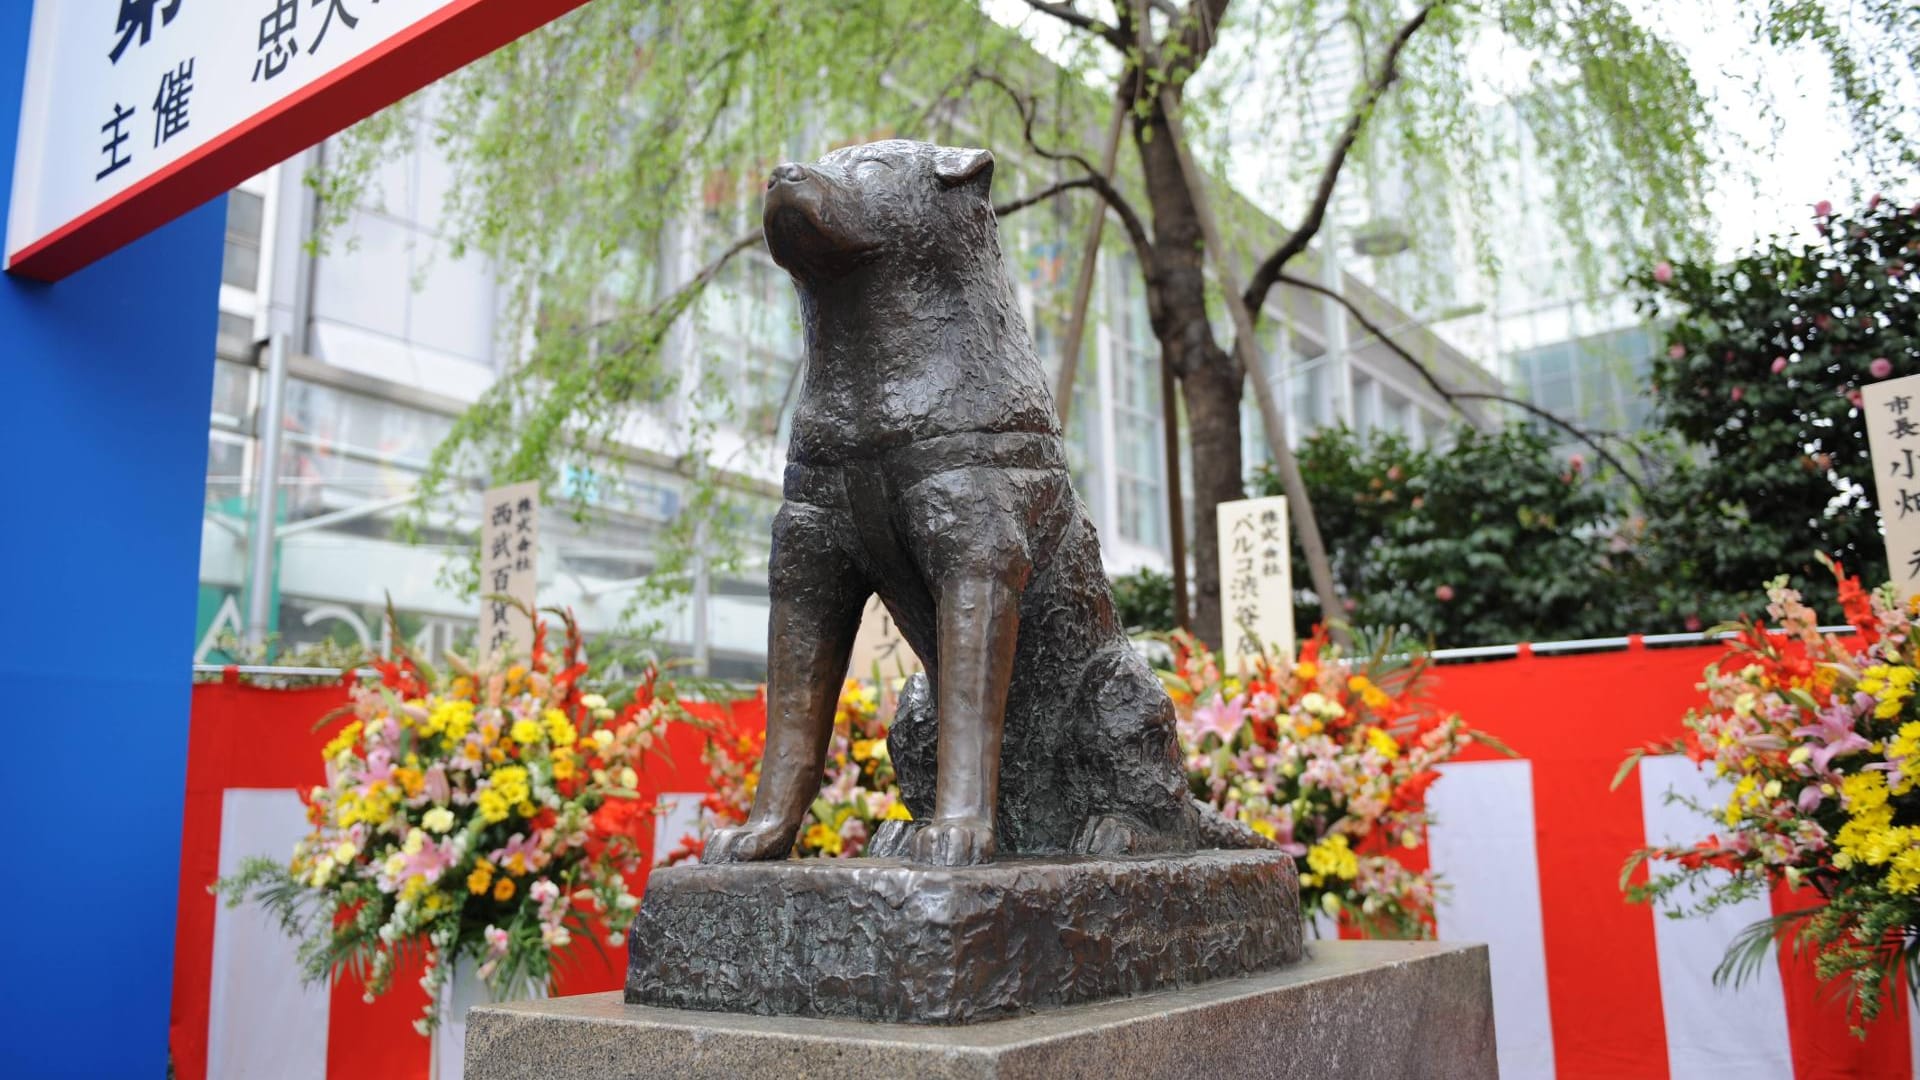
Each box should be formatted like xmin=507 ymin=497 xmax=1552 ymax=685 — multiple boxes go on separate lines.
xmin=624 ymin=849 xmax=1302 ymax=1024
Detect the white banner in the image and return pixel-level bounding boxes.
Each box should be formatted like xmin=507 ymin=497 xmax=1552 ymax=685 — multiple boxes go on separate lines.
xmin=479 ymin=480 xmax=539 ymax=661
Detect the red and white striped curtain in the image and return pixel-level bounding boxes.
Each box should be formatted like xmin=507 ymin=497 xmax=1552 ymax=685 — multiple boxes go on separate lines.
xmin=175 ymin=648 xmax=1919 ymax=1079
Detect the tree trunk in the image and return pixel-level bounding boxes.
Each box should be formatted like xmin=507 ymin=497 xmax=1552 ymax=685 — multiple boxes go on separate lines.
xmin=1131 ymin=103 xmax=1243 ymax=647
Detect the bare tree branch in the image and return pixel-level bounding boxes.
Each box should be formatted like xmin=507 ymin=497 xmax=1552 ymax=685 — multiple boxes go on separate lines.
xmin=992 ymin=175 xmax=1100 ymax=217
xmin=1242 ymin=2 xmax=1436 ymax=322
xmin=1019 ymin=0 xmax=1128 ymax=48
xmin=1273 ymin=270 xmax=1647 ymax=494
xmin=968 ymin=69 xmax=1156 ymax=265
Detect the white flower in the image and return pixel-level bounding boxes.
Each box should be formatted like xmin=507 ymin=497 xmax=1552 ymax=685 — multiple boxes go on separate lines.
xmin=607 ymin=932 xmax=626 ymax=947
xmin=422 ymin=807 xmax=456 ymax=834
xmin=580 ymin=693 xmax=608 ymax=710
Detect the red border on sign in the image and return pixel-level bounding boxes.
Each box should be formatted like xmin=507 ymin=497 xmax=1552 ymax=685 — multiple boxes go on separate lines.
xmin=6 ymin=0 xmax=593 ymax=282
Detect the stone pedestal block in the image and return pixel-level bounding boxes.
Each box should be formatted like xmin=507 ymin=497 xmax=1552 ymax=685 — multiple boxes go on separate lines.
xmin=468 ymin=940 xmax=1497 ymax=1080
xmin=623 ymin=850 xmax=1302 ymax=1024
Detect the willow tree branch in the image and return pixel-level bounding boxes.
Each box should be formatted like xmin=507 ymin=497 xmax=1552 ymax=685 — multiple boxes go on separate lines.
xmin=1019 ymin=0 xmax=1128 ymax=48
xmin=1273 ymin=270 xmax=1647 ymax=494
xmin=1242 ymin=1 xmax=1436 ymax=323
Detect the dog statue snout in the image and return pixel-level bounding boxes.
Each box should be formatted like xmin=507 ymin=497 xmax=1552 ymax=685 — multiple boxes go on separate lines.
xmin=768 ymin=162 xmax=808 ymax=188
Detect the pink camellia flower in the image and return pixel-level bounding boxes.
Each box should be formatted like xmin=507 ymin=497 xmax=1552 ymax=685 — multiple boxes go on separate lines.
xmin=1668 ymin=344 xmax=1686 ymax=360
xmin=1653 ymin=261 xmax=1673 ymax=284
xmin=1568 ymin=454 xmax=1584 ymax=472
xmin=1684 ymin=614 xmax=1702 ymax=632
xmin=1848 ymin=389 xmax=1864 ymax=408
xmin=1870 ymin=357 xmax=1893 ymax=379
xmin=1731 ymin=386 xmax=1744 ymax=402
xmin=1814 ymin=199 xmax=1832 ymax=218
xmin=1435 ymin=584 xmax=1455 ymax=602
xmin=1771 ymin=356 xmax=1787 ymax=374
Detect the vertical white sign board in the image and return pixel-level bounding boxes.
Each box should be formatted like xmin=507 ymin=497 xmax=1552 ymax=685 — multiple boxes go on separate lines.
xmin=1216 ymin=495 xmax=1295 ymax=673
xmin=479 ymin=481 xmax=539 ymax=660
xmin=1864 ymin=372 xmax=1920 ymax=601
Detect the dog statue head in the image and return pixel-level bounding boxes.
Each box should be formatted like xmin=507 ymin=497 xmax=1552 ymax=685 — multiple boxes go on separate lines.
xmin=763 ymin=139 xmax=996 ymax=283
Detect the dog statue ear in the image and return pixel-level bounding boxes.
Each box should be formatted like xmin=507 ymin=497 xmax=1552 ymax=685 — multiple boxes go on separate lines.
xmin=933 ymin=147 xmax=994 ymax=191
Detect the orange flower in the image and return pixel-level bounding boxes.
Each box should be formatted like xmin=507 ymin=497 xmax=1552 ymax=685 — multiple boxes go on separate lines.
xmin=493 ymin=876 xmax=516 ymax=902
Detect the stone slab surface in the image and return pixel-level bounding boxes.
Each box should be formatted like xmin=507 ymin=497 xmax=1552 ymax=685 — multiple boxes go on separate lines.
xmin=470 ymin=940 xmax=1496 ymax=1080
xmin=624 ymin=849 xmax=1301 ymax=1023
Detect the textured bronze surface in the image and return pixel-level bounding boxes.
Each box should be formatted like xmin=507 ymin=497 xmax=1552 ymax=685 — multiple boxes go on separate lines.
xmin=625 ymin=850 xmax=1303 ymax=1024
xmin=705 ymin=139 xmax=1263 ymax=869
xmin=478 ymin=941 xmax=1496 ymax=1080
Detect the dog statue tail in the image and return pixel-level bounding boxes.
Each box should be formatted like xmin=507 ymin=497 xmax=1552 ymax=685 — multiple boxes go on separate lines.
xmin=1192 ymin=798 xmax=1279 ymax=850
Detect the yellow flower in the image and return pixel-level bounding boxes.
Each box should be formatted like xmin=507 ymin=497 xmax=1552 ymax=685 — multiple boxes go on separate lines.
xmin=884 ymin=801 xmax=913 ymax=821
xmin=543 ymin=708 xmax=577 ymax=747
xmin=476 ymin=789 xmax=509 ymax=824
xmin=425 ymin=699 xmax=473 ymax=738
xmin=322 ymin=721 xmax=362 ymax=760
xmin=490 ymin=765 xmax=531 ymax=805
xmin=1365 ymin=727 xmax=1400 ymax=759
xmin=1250 ymin=819 xmax=1278 ymax=840
xmin=1293 ymin=661 xmax=1318 ymax=682
xmin=493 ymin=876 xmax=516 ymax=902
xmin=517 ymin=802 xmax=536 ymax=818
xmin=852 ymin=739 xmax=878 ymax=762
xmin=1306 ymin=834 xmax=1359 ymax=881
xmin=510 ymin=718 xmax=543 ymax=745
xmin=552 ymin=750 xmax=576 ymax=781
xmin=467 ymin=860 xmax=495 ymax=895
xmin=804 ymin=822 xmax=844 ymax=856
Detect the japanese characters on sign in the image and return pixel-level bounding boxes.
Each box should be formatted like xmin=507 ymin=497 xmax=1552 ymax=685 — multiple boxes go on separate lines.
xmin=1216 ymin=495 xmax=1296 ymax=675
xmin=1863 ymin=373 xmax=1920 ymax=600
xmin=7 ymin=1 xmax=594 ymax=280
xmin=848 ymin=596 xmax=922 ymax=679
xmin=478 ymin=481 xmax=540 ymax=661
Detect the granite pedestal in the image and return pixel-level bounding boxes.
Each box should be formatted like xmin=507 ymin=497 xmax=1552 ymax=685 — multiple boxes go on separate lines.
xmin=624 ymin=850 xmax=1302 ymax=1023
xmin=468 ymin=939 xmax=1496 ymax=1079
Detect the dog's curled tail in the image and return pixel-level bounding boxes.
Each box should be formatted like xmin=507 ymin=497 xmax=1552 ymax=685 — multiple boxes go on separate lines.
xmin=1191 ymin=798 xmax=1279 ymax=850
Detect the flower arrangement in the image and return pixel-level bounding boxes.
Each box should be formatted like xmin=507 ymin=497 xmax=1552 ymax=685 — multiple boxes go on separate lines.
xmin=216 ymin=611 xmax=680 ymax=1033
xmin=1165 ymin=629 xmax=1506 ymax=937
xmin=672 ymin=635 xmax=1498 ymax=943
xmin=671 ymin=678 xmax=908 ymax=862
xmin=1617 ymin=561 xmax=1920 ymax=1029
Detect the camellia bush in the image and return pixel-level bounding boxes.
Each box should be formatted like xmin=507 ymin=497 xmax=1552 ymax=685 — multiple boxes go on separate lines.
xmin=673 ymin=639 xmax=1506 ymax=937
xmin=1256 ymin=424 xmax=1642 ymax=646
xmin=1617 ymin=561 xmax=1920 ymax=1030
xmin=1635 ymin=195 xmax=1919 ymax=622
xmin=217 ymin=612 xmax=683 ymax=1033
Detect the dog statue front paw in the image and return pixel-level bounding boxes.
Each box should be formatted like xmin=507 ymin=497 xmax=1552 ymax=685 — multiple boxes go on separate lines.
xmin=910 ymin=816 xmax=997 ymax=866
xmin=701 ymin=820 xmax=797 ymax=864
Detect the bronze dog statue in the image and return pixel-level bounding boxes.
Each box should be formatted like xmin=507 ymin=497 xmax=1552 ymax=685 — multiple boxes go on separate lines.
xmin=703 ymin=140 xmax=1231 ymax=867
